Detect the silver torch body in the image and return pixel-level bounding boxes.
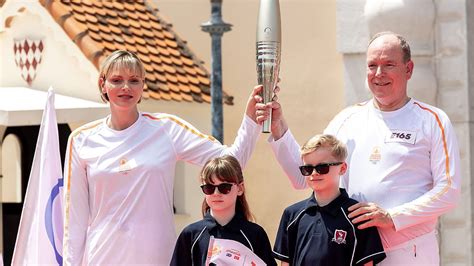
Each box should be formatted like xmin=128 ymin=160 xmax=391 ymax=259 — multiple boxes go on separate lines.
xmin=256 ymin=0 xmax=281 ymax=133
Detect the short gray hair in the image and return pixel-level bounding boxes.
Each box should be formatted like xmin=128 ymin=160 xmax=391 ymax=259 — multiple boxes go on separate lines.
xmin=368 ymin=31 xmax=411 ymax=63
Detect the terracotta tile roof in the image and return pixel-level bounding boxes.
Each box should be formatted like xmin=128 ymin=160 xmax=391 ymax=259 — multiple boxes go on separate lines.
xmin=39 ymin=0 xmax=233 ymax=105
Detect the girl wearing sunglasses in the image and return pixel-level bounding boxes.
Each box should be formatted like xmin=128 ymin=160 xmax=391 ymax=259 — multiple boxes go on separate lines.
xmin=171 ymin=155 xmax=276 ymax=265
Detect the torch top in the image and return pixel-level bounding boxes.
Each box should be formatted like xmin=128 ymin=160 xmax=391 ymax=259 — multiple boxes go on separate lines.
xmin=256 ymin=0 xmax=281 ymax=42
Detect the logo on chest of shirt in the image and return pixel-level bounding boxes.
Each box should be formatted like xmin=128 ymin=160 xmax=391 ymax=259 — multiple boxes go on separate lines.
xmin=332 ymin=229 xmax=347 ymax=244
xmin=118 ymin=157 xmax=137 ymax=174
xmin=369 ymin=146 xmax=381 ymax=164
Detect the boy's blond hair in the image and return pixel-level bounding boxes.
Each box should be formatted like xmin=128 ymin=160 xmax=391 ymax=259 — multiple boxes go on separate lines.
xmin=300 ymin=134 xmax=347 ymax=161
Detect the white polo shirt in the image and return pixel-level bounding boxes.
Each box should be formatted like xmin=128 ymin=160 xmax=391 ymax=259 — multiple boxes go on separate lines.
xmin=270 ymin=98 xmax=461 ymax=249
xmin=63 ymin=112 xmax=260 ymax=265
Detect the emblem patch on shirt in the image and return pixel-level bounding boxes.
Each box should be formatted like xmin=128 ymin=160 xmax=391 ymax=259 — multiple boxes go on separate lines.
xmin=369 ymin=146 xmax=381 ymax=164
xmin=385 ymin=130 xmax=417 ymax=144
xmin=332 ymin=229 xmax=347 ymax=244
xmin=118 ymin=157 xmax=136 ymax=174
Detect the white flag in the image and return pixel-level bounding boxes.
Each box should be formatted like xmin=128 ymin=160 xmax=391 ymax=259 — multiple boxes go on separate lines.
xmin=205 ymin=236 xmax=266 ymax=266
xmin=12 ymin=88 xmax=63 ymax=265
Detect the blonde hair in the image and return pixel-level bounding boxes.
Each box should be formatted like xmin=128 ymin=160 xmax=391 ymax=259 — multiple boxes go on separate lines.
xmin=200 ymin=155 xmax=253 ymax=222
xmin=300 ymin=134 xmax=347 ymax=161
xmin=98 ymin=50 xmax=145 ymax=102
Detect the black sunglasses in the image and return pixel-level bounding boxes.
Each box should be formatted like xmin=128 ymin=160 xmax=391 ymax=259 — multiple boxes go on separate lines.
xmin=299 ymin=162 xmax=343 ymax=176
xmin=200 ymin=183 xmax=234 ymax=195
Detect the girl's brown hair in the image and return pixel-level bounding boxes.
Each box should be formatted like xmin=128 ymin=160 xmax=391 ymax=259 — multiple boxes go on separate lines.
xmin=200 ymin=155 xmax=253 ymax=221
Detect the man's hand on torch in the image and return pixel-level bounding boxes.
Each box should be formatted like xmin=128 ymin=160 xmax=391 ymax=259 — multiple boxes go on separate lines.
xmin=254 ymin=85 xmax=288 ymax=140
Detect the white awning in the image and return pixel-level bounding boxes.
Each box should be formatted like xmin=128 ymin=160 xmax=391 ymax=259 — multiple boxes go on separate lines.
xmin=0 ymin=87 xmax=109 ymax=126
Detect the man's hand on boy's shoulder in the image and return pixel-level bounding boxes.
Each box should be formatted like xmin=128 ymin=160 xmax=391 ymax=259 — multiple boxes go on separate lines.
xmin=347 ymin=202 xmax=395 ymax=230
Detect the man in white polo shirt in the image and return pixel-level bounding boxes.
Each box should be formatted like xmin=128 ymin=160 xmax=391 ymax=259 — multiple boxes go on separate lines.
xmin=256 ymin=31 xmax=461 ymax=265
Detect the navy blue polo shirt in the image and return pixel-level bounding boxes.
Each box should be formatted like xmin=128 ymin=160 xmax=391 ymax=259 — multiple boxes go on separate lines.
xmin=171 ymin=211 xmax=276 ymax=266
xmin=273 ymin=189 xmax=386 ymax=265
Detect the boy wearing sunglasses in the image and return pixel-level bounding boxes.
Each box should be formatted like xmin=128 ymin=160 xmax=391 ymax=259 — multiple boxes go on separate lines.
xmin=273 ymin=134 xmax=386 ymax=266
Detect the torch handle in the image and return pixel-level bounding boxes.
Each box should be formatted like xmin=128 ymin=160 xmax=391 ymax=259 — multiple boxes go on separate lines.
xmin=256 ymin=41 xmax=280 ymax=133
xmin=261 ymin=85 xmax=273 ymax=133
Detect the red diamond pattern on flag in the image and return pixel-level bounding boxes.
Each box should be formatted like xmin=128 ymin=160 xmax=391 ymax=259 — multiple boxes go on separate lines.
xmin=23 ymin=40 xmax=30 ymax=54
xmin=13 ymin=38 xmax=44 ymax=86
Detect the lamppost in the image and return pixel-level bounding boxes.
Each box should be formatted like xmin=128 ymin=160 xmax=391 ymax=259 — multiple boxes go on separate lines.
xmin=201 ymin=0 xmax=232 ymax=143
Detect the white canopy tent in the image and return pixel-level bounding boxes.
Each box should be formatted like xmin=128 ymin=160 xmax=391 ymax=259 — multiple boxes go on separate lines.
xmin=0 ymin=87 xmax=108 ymax=126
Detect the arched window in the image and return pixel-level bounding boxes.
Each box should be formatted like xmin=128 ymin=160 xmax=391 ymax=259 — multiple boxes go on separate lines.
xmin=2 ymin=134 xmax=22 ymax=203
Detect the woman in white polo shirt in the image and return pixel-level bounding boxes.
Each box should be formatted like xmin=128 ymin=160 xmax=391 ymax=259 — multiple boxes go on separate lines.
xmin=62 ymin=50 xmax=262 ymax=265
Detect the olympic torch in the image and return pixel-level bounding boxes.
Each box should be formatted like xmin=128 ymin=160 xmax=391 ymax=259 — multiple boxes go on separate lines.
xmin=256 ymin=0 xmax=281 ymax=133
